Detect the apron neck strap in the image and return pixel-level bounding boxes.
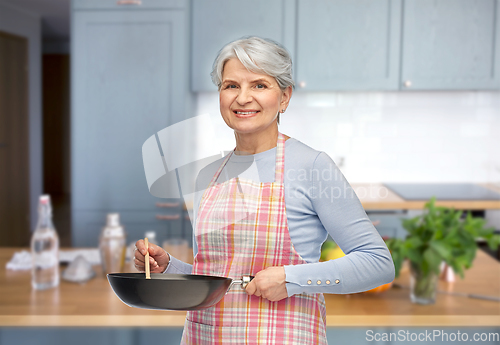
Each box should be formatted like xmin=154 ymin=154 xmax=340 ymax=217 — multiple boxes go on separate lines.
xmin=274 ymin=132 xmax=285 ymax=184
xmin=208 ymin=132 xmax=286 ymax=187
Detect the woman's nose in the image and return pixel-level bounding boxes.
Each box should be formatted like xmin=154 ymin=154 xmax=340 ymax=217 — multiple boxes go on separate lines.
xmin=236 ymin=88 xmax=252 ymax=104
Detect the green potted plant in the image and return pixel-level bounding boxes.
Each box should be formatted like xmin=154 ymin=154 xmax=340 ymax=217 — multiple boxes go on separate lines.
xmin=385 ymin=196 xmax=500 ymax=304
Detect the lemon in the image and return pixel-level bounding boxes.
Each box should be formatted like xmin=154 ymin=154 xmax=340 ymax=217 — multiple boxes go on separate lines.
xmin=320 ymin=241 xmax=345 ymax=261
xmin=325 ymin=246 xmax=345 ymax=261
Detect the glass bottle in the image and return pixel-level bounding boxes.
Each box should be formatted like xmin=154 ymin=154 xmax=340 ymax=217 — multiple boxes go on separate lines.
xmin=31 ymin=195 xmax=60 ymax=290
xmin=99 ymin=213 xmax=126 ymax=274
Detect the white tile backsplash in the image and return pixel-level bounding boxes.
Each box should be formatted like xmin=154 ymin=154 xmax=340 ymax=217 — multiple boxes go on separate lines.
xmin=336 ymin=123 xmax=354 ymax=137
xmin=351 ymin=137 xmax=381 ymax=153
xmin=475 ymin=108 xmax=500 ymax=121
xmin=195 ymin=91 xmax=500 ymax=183
xmin=459 ymin=122 xmax=491 ymax=137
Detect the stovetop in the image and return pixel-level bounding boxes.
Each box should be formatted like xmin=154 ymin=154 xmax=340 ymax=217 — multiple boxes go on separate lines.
xmin=382 ymin=183 xmax=500 ymax=201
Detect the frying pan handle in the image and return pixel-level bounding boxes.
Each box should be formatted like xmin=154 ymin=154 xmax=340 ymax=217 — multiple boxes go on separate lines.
xmin=230 ymin=276 xmax=254 ymax=290
xmin=241 ymin=276 xmax=252 ymax=289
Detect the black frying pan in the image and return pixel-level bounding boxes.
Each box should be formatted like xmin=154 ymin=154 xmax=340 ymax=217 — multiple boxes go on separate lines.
xmin=107 ymin=273 xmax=252 ymax=310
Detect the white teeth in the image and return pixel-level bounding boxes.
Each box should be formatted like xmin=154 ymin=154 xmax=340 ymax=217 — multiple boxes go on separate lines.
xmin=236 ymin=111 xmax=258 ymax=115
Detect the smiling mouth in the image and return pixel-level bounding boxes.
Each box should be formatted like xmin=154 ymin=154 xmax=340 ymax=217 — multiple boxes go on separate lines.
xmin=234 ymin=110 xmax=259 ymax=118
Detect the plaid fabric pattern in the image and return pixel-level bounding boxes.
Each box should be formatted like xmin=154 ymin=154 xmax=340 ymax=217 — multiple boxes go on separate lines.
xmin=181 ymin=133 xmax=327 ymax=344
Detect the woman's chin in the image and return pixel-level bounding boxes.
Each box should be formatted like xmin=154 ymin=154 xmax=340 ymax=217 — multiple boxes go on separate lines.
xmin=232 ymin=126 xmax=273 ymax=135
xmin=229 ymin=120 xmax=278 ymax=135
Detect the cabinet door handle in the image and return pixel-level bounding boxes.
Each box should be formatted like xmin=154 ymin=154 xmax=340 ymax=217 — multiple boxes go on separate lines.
xmin=156 ymin=214 xmax=181 ymax=220
xmin=117 ymin=0 xmax=142 ymax=5
xmin=403 ymin=80 xmax=412 ymax=88
xmin=298 ymin=81 xmax=306 ymax=88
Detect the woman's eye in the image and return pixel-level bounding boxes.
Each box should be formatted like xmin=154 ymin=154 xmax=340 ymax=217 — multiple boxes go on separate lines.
xmin=225 ymin=84 xmax=237 ymax=89
xmin=256 ymin=84 xmax=266 ymax=89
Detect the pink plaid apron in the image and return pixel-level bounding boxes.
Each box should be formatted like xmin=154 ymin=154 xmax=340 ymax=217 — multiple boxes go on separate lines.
xmin=181 ymin=133 xmax=327 ymax=344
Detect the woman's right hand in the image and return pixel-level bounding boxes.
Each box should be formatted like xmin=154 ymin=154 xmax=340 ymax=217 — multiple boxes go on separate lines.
xmin=134 ymin=239 xmax=170 ymax=273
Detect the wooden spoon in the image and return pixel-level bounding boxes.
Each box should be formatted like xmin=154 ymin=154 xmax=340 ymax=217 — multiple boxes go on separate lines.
xmin=145 ymin=237 xmax=151 ymax=279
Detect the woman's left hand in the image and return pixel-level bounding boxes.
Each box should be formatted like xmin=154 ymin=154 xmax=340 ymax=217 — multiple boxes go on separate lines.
xmin=245 ymin=266 xmax=288 ymax=302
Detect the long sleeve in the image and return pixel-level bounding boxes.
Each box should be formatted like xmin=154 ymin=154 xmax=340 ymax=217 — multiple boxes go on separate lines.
xmin=283 ymin=152 xmax=395 ymax=296
xmin=164 ymin=254 xmax=193 ymax=274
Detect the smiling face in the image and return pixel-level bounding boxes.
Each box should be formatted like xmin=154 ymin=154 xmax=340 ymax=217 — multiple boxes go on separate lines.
xmin=219 ymin=58 xmax=292 ymax=137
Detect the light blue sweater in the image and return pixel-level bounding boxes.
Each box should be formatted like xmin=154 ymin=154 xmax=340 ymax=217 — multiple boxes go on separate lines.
xmin=166 ymin=138 xmax=395 ymax=296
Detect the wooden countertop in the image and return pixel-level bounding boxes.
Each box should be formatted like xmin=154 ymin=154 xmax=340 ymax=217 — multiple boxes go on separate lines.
xmin=184 ymin=183 xmax=500 ymax=211
xmin=352 ymin=183 xmax=500 ymax=210
xmin=1 ymin=247 xmax=500 ymax=327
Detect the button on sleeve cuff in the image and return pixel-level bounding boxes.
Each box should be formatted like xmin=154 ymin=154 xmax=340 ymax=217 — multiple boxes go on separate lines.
xmin=284 ymin=260 xmax=344 ymax=296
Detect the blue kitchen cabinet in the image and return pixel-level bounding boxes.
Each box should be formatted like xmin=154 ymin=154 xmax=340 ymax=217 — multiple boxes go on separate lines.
xmin=191 ymin=0 xmax=499 ymax=91
xmin=295 ymin=0 xmax=402 ymax=91
xmin=71 ymin=1 xmax=193 ymax=246
xmin=190 ymin=0 xmax=295 ymax=92
xmin=401 ymin=0 xmax=500 ymax=90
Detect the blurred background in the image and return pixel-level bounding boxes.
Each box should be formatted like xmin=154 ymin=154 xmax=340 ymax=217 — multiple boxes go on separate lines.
xmin=1 ymin=0 xmax=500 ymax=344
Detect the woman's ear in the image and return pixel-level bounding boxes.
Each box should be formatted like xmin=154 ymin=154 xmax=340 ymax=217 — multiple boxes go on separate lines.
xmin=280 ymin=85 xmax=293 ymax=111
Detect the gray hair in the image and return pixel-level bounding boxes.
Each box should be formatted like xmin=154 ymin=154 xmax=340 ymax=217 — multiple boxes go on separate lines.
xmin=211 ymin=36 xmax=295 ymax=92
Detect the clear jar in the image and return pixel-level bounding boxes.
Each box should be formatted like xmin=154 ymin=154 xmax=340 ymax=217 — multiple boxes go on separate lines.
xmin=99 ymin=213 xmax=126 ymax=274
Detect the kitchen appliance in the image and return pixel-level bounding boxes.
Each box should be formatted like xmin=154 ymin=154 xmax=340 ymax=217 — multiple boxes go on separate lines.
xmin=383 ymin=183 xmax=500 ymax=201
xmin=107 ymin=273 xmax=251 ymax=310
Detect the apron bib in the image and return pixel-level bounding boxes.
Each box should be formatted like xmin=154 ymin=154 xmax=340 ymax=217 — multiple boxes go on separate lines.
xmin=181 ymin=133 xmax=327 ymax=344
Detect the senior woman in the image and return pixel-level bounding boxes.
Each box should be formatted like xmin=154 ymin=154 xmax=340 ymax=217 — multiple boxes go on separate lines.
xmin=135 ymin=36 xmax=395 ymax=344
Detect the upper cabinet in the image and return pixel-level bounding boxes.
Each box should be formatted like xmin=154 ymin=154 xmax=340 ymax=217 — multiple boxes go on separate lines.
xmin=190 ymin=0 xmax=500 ymax=91
xmin=401 ymin=0 xmax=500 ymax=90
xmin=191 ymin=0 xmax=295 ymax=92
xmin=295 ymin=0 xmax=402 ymax=91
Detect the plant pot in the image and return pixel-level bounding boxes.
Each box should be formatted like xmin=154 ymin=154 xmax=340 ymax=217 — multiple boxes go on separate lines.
xmin=409 ymin=262 xmax=439 ymax=305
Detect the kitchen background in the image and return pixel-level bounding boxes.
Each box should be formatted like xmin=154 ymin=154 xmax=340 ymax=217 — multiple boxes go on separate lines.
xmin=1 ymin=0 xmax=500 ymax=344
